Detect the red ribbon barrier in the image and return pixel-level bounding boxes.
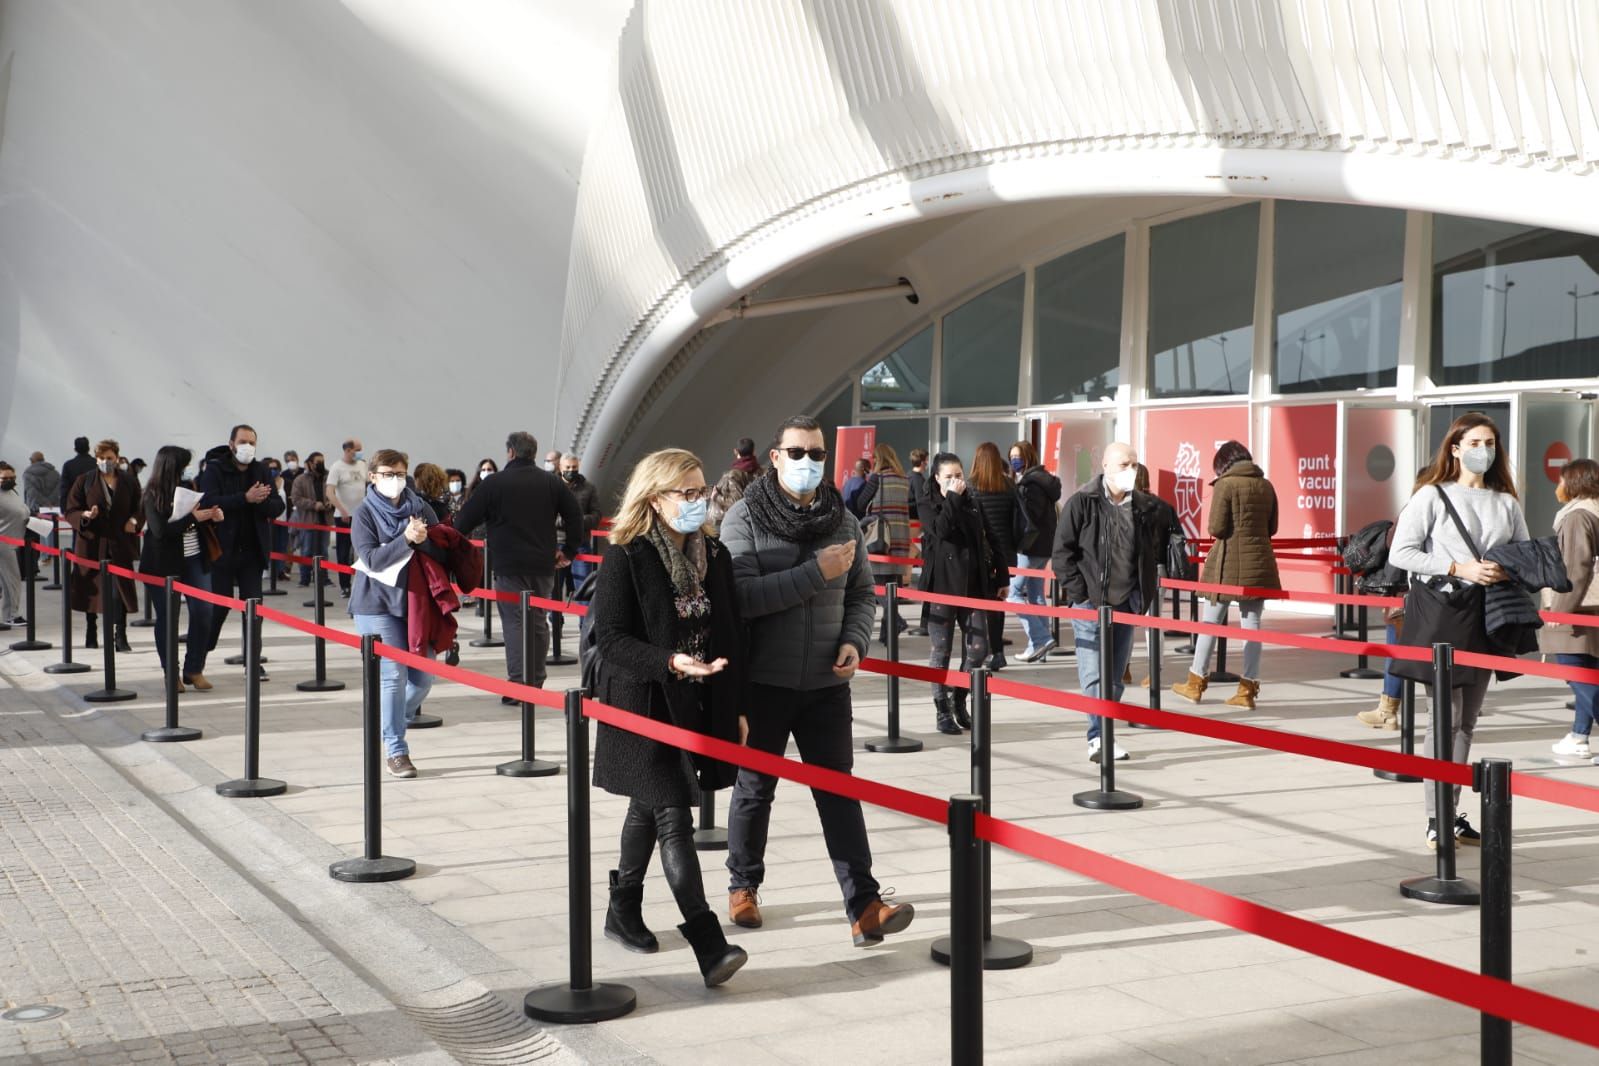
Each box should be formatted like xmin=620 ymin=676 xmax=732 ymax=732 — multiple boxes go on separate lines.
xmin=892 ymin=585 xmax=1097 ymax=624
xmin=1163 ymin=576 xmax=1405 ymax=610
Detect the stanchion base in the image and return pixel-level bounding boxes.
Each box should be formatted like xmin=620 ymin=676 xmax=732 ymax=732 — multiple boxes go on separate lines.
xmin=865 ymin=735 xmax=925 ymax=754
xmin=302 ymin=599 xmax=333 ymax=608
xmin=215 ymin=777 xmax=288 ymax=798
xmin=1340 ymin=667 xmax=1384 ymax=680
xmin=1373 ymin=769 xmax=1422 ymax=783
xmin=296 ymin=678 xmax=347 ymax=692
xmin=547 ymin=654 xmax=578 ymax=666
xmin=409 ymin=713 xmax=443 ymax=729
xmin=224 ymin=654 xmax=270 ymax=665
xmin=42 ymin=583 xmax=61 ymax=591
xmin=142 ymin=725 xmax=202 ymax=743
xmin=9 ymin=639 xmax=52 ymax=651
xmin=523 ymin=982 xmax=636 ymax=1024
xmin=1073 ymin=788 xmax=1144 ymax=811
xmin=261 ymin=588 xmax=287 ymax=598
xmin=83 ymin=688 xmax=138 ymax=703
xmin=496 ymin=759 xmax=560 ymax=778
xmin=1205 ymin=670 xmax=1240 ymax=683
xmin=128 ymin=620 xmax=156 ymax=629
xmin=1399 ymin=875 xmax=1480 ymax=906
xmin=44 ymin=662 xmax=92 ymax=675
xmin=929 ymin=934 xmax=1034 ymax=970
xmin=693 ymin=827 xmax=728 ymax=851
xmin=329 ymin=855 xmax=416 ymax=883
xmin=470 ymin=638 xmax=505 ymax=649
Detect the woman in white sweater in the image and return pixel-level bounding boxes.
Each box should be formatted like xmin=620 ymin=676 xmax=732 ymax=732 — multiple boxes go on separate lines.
xmin=1389 ymin=412 xmax=1528 ymax=852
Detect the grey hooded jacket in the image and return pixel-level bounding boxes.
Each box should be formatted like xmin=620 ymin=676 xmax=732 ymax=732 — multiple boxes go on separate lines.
xmin=719 ymin=495 xmax=876 ymax=692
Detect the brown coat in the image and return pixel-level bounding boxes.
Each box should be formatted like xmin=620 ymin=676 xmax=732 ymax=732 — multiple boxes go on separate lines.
xmin=64 ymin=470 xmax=142 ymax=614
xmin=1199 ymin=462 xmax=1280 ymax=603
xmin=1539 ymin=499 xmax=1599 ymax=657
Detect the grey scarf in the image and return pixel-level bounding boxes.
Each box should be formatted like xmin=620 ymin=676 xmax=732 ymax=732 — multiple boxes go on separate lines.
xmin=644 ymin=519 xmax=707 ymax=615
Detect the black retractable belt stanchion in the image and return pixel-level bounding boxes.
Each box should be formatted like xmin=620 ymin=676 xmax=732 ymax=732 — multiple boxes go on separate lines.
xmin=947 ymin=793 xmax=984 ymax=1065
xmin=142 ymin=577 xmax=201 ymax=743
xmin=1073 ymin=607 xmax=1142 ymax=811
xmin=44 ymin=527 xmax=62 ymax=590
xmin=10 ymin=533 xmax=51 ymax=651
xmin=524 ymin=689 xmax=636 ymax=1023
xmin=548 ymin=571 xmax=577 ymax=666
xmin=1399 ymin=643 xmax=1479 ymax=905
xmin=216 ymin=600 xmax=287 ymax=798
xmin=497 ymin=591 xmax=559 ymax=777
xmin=225 ymin=607 xmax=269 ymax=666
xmin=1132 ymin=580 xmax=1163 ymax=730
xmin=331 ymin=634 xmax=416 ymax=882
xmin=932 ymin=668 xmax=1033 ymax=970
xmin=84 ymin=565 xmax=137 ymax=703
xmin=130 ymin=574 xmax=156 ymax=627
xmin=693 ymin=791 xmax=728 ymax=851
xmin=1176 ymin=585 xmax=1198 ymax=656
xmin=297 ymin=558 xmax=347 ymax=693
xmin=866 ymin=582 xmax=923 ymax=754
xmin=1374 ymin=678 xmax=1422 ymax=782
xmin=1207 ymin=615 xmax=1239 ymax=684
xmin=470 ymin=545 xmax=503 ymax=648
xmin=44 ymin=553 xmax=89 ymax=675
xmin=303 ymin=552 xmax=333 ymax=608
xmin=1048 ymin=577 xmax=1074 ymax=659
xmin=263 ymin=544 xmax=286 ymax=596
xmin=1339 ymin=600 xmax=1382 ymax=680
xmin=1048 ymin=577 xmax=1062 ymax=653
xmin=1476 ymin=757 xmax=1512 ymax=1065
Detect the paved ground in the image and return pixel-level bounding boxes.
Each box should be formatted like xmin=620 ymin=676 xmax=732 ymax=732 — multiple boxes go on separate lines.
xmin=4 ymin=572 xmax=1599 ymax=1064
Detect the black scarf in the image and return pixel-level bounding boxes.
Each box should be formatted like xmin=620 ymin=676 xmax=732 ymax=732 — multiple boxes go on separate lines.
xmin=743 ymin=469 xmax=845 ymax=544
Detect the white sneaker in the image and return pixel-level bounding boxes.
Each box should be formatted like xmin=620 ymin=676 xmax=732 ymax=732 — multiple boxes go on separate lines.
xmin=1020 ymin=639 xmax=1056 ymax=663
xmin=1552 ymin=733 xmax=1591 ymax=758
xmin=1087 ymin=737 xmax=1129 ymax=763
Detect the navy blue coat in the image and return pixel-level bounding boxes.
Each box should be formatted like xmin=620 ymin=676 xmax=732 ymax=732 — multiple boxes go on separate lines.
xmin=198 ymin=451 xmax=285 ymax=563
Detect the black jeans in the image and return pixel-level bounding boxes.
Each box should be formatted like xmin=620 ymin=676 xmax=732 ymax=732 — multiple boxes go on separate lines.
xmin=495 ymin=572 xmax=556 ymax=686
xmin=927 ymin=605 xmax=990 ymax=699
xmin=206 ymin=547 xmax=264 ymax=653
xmin=617 ymin=799 xmax=709 ymax=921
xmin=727 ymin=682 xmax=879 ymax=922
xmin=334 ymin=518 xmax=354 ymax=593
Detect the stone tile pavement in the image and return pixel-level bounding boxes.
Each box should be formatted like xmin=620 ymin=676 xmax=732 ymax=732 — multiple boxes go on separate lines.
xmin=4 ymin=578 xmax=1599 ymax=1064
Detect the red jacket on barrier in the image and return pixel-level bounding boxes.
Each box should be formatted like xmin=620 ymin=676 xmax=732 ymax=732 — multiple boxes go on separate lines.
xmin=406 ymin=524 xmax=480 ymax=654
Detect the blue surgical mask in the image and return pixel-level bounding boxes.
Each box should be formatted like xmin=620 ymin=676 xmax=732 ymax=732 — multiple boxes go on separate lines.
xmin=668 ymin=498 xmax=707 ymax=535
xmin=780 ymin=457 xmax=825 ymax=495
xmin=1010 ymin=457 xmax=1024 ymax=473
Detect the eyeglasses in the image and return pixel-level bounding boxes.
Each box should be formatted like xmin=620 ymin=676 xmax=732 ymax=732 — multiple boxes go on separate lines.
xmin=373 ymin=471 xmax=406 ymax=482
xmin=662 ymin=487 xmax=713 ymax=503
xmin=780 ymin=447 xmax=828 ymax=462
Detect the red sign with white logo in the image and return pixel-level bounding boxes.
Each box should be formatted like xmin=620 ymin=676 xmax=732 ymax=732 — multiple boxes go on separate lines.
xmin=1141 ymin=406 xmax=1251 ymax=543
xmin=1545 ymin=440 xmax=1573 ymax=484
xmin=833 ymin=426 xmax=876 ymax=489
xmin=1267 ymin=404 xmax=1339 ymax=594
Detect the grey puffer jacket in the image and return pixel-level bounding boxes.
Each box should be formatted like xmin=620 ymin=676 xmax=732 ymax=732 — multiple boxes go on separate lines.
xmin=719 ymin=496 xmax=876 ymax=692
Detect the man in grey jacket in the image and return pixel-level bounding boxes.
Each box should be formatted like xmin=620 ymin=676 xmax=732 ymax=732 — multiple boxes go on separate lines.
xmin=721 ymin=415 xmax=915 ymax=947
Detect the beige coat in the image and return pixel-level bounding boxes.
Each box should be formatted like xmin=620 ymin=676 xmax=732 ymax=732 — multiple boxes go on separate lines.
xmin=1540 ymin=497 xmax=1599 ymax=657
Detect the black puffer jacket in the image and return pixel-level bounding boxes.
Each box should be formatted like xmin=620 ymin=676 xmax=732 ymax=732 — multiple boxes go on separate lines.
xmin=970 ymin=483 xmax=1019 ymax=573
xmin=1015 ymin=466 xmax=1061 ymax=558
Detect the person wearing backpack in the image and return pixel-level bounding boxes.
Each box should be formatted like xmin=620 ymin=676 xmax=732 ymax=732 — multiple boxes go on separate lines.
xmin=1389 ymin=412 xmax=1528 ymax=850
xmin=1009 ymin=441 xmax=1061 ymax=662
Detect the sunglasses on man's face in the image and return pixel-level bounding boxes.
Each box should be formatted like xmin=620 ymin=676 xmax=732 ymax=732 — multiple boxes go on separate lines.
xmin=780 ymin=447 xmax=828 ymax=462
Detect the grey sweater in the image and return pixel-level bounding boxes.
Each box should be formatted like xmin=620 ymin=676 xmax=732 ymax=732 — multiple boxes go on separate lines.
xmin=1390 ymin=483 xmax=1529 ymax=578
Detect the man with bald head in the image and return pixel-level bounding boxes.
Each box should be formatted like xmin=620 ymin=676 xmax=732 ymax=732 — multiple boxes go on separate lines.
xmin=1052 ymin=441 xmax=1179 ymax=763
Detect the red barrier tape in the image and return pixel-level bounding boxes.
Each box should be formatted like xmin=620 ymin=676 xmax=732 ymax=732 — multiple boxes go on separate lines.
xmin=1164 ymin=576 xmax=1405 ymax=610
xmin=452 ymin=585 xmax=586 ymax=616
xmin=892 ymin=585 xmax=1096 ymax=623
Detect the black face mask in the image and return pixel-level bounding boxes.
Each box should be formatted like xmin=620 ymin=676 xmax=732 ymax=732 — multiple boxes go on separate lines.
xmin=561 ymin=470 xmax=579 ymax=482
xmin=0 ymin=480 xmax=14 ymax=492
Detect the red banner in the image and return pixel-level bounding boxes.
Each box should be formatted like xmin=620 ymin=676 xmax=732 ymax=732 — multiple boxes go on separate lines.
xmin=1047 ymin=420 xmax=1110 ymax=497
xmin=1267 ymin=404 xmax=1340 ymax=595
xmin=1141 ymin=406 xmax=1251 ymax=542
xmin=833 ymin=426 xmax=876 ymax=489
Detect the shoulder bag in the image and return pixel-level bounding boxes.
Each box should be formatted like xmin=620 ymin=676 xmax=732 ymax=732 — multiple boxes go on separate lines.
xmin=1389 ymin=486 xmax=1488 ymax=688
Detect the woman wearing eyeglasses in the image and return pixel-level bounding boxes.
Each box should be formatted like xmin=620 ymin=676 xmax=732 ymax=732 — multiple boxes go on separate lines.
xmin=348 ymin=449 xmax=439 ymax=780
xmin=589 ymin=448 xmax=748 ymax=988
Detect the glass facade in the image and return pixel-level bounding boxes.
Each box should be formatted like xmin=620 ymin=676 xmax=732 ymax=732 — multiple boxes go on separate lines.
xmin=1148 ymin=203 xmax=1258 ymax=398
xmin=862 ymin=416 xmax=931 ymax=472
xmin=940 ymin=275 xmax=1023 ymax=408
xmin=861 ymin=327 xmax=932 ymax=411
xmin=1273 ymin=202 xmax=1404 ymax=393
xmin=1033 ymin=235 xmax=1124 ymax=405
xmin=1432 ymin=216 xmax=1599 ymax=385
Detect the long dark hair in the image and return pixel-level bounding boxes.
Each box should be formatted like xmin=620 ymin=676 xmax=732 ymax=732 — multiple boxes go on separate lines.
xmin=1212 ymin=440 xmax=1252 ymax=477
xmin=469 ymin=458 xmax=499 ymax=495
xmin=1417 ymin=412 xmax=1518 ymax=498
xmin=969 ymin=442 xmax=1010 ymax=493
xmin=142 ymin=445 xmax=192 ymax=518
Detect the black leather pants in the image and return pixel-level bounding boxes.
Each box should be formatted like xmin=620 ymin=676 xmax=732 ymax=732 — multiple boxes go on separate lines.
xmin=617 ymin=798 xmax=710 ymax=921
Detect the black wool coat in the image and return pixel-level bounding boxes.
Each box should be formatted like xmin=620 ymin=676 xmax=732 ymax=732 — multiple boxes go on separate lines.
xmin=589 ymin=536 xmax=744 ymax=808
xmin=918 ymin=485 xmax=1004 ymax=600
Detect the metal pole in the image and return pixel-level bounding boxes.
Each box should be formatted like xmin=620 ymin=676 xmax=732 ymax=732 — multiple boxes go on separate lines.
xmin=1073 ymin=606 xmax=1142 ymax=810
xmin=10 ymin=532 xmax=51 ymax=651
xmin=44 ymin=549 xmax=89 ymax=674
xmin=44 ymin=526 xmax=61 ymax=590
xmin=867 ymin=581 xmax=922 ymax=753
xmin=143 ymin=576 xmax=200 ymax=742
xmin=523 ymin=690 xmax=636 ymax=1023
xmin=330 ymin=634 xmax=416 ymax=882
xmin=471 ymin=544 xmax=503 ymax=648
xmin=130 ymin=574 xmax=156 ymax=626
xmin=263 ymin=539 xmax=286 ymax=596
xmin=1176 ymin=581 xmax=1198 ymax=656
xmin=1374 ymin=678 xmax=1421 ymax=782
xmin=1477 ymin=757 xmax=1512 ymax=1065
xmin=1340 ymin=601 xmax=1382 ymax=680
xmin=84 ymin=564 xmax=136 ymax=702
xmin=216 ymin=599 xmax=286 ymax=798
xmin=693 ymin=790 xmax=728 ymax=850
xmin=548 ymin=572 xmax=577 ymax=666
xmin=297 ymin=557 xmax=346 ymax=693
xmin=302 ymin=546 xmax=333 ymax=608
xmin=1399 ymin=644 xmax=1478 ymax=904
xmin=948 ymin=793 xmax=984 ymax=1066
xmin=497 ymin=591 xmax=558 ymax=777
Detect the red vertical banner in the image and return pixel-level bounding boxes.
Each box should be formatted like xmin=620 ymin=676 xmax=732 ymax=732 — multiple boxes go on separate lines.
xmin=1267 ymin=404 xmax=1339 ymax=594
xmin=833 ymin=426 xmax=876 ymax=489
xmin=1047 ymin=420 xmax=1111 ymax=497
xmin=1140 ymin=407 xmax=1251 ymax=542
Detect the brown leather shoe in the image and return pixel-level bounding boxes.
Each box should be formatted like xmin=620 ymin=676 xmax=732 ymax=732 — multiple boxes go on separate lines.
xmin=851 ymin=896 xmax=915 ymax=946
xmin=184 ymin=673 xmax=213 ymax=691
xmin=728 ymin=887 xmax=762 ymax=928
xmin=386 ymin=754 xmax=417 ymax=779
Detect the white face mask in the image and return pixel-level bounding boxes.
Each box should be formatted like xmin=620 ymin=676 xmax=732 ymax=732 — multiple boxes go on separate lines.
xmin=285 ymin=461 xmax=298 ymax=471
xmin=373 ymin=475 xmax=406 ymax=500
xmin=479 ymin=469 xmax=493 ymax=480
xmin=543 ymin=461 xmax=556 ymax=471
xmin=449 ymin=480 xmax=463 ymax=494
xmin=97 ymin=459 xmax=116 ymax=474
xmin=779 ymin=456 xmax=825 ymax=495
xmin=1106 ymin=467 xmax=1137 ymax=495
xmin=234 ymin=443 xmax=256 ymax=464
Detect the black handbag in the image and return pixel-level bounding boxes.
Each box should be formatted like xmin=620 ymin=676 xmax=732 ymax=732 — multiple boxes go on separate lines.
xmin=1165 ymin=528 xmax=1195 ymax=582
xmin=1389 ymin=486 xmax=1489 ymax=688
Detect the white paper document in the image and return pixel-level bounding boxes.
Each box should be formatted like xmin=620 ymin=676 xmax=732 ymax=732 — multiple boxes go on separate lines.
xmin=354 ymin=553 xmax=409 ymax=587
xmin=26 ymin=516 xmax=53 ymax=538
xmin=172 ymin=487 xmax=204 ymax=522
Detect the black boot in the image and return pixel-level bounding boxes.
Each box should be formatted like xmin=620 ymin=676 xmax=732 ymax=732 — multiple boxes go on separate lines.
xmin=604 ymin=870 xmax=658 ymax=954
xmin=934 ymin=695 xmax=961 ymax=736
xmin=951 ymin=690 xmax=972 ymax=731
xmin=85 ymin=613 xmax=99 ymax=650
xmin=115 ymin=622 xmax=132 ymax=654
xmin=678 ymin=910 xmax=747 ymax=988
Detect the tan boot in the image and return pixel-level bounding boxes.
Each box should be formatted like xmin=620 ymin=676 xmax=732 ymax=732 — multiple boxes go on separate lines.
xmin=1171 ymin=671 xmax=1208 ymax=704
xmin=1224 ymin=679 xmax=1260 ymax=710
xmin=1355 ymin=693 xmax=1401 ymax=730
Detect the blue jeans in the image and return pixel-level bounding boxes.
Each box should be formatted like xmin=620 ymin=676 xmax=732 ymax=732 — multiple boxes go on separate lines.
xmin=1071 ymin=592 xmax=1140 ymax=742
xmin=298 ymin=528 xmax=329 ymax=585
xmin=1007 ymin=553 xmax=1051 ymax=650
xmin=152 ymin=555 xmax=214 ymax=680
xmin=1382 ymin=624 xmax=1404 ymax=699
xmin=353 ymin=612 xmax=435 ymax=758
xmin=1189 ymin=599 xmax=1264 ymax=680
xmin=1555 ymin=653 xmax=1599 ymax=735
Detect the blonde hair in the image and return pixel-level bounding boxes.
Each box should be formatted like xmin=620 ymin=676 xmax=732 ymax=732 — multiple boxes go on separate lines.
xmin=872 ymin=442 xmax=905 ymax=476
xmin=610 ymin=448 xmax=707 ymax=545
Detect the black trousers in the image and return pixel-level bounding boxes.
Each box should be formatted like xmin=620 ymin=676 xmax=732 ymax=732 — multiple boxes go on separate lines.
xmin=206 ymin=547 xmax=264 ymax=653
xmin=334 ymin=518 xmax=354 ymax=592
xmin=617 ymin=800 xmax=709 ymax=921
xmin=928 ymin=605 xmax=990 ymax=699
xmin=727 ymin=682 xmax=880 ymax=922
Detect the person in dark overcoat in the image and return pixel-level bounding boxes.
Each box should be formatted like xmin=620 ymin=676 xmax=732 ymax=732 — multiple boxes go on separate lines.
xmin=63 ymin=438 xmax=142 ymax=650
xmin=587 ymin=447 xmax=748 ymax=988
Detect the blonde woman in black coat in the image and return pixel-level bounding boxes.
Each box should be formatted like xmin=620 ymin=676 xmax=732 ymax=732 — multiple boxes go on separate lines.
xmin=589 ymin=447 xmax=748 ymax=988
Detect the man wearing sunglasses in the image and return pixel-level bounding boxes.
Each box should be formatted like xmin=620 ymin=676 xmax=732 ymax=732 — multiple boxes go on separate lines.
xmin=719 ymin=415 xmax=915 ymax=948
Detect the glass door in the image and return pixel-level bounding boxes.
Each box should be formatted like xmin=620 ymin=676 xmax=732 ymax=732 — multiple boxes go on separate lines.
xmin=938 ymin=415 xmax=1024 ymax=467
xmin=1342 ymin=403 xmax=1422 ymax=533
xmin=1519 ymin=393 xmax=1597 ymax=535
